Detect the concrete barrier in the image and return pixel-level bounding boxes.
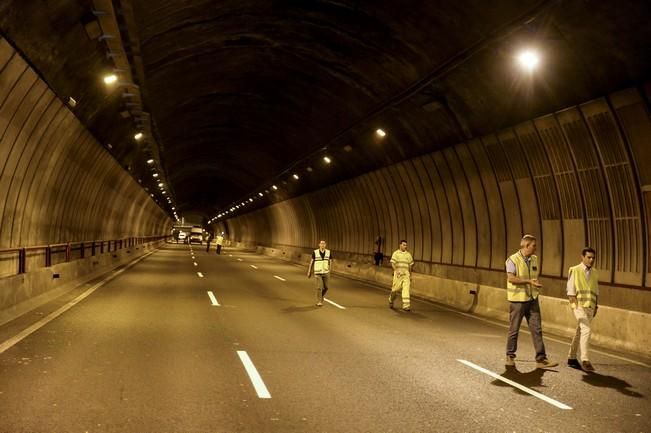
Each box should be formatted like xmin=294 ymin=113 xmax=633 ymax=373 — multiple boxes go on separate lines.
xmin=0 ymin=240 xmax=164 ymax=327
xmin=253 ymin=244 xmax=651 ymax=359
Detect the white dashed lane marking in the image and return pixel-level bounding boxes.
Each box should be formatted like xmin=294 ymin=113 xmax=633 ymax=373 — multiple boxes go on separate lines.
xmin=324 ymin=298 xmax=346 ymax=310
xmin=207 ymin=291 xmax=220 ymax=306
xmin=250 ymin=265 xmax=258 ymax=269
xmin=273 ymin=275 xmax=286 ymax=282
xmin=457 ymin=359 xmax=572 ymax=410
xmin=237 ymin=351 xmax=271 ymax=399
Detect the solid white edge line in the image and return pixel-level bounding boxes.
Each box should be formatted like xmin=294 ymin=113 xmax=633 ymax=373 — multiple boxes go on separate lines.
xmin=457 ymin=359 xmax=572 ymax=410
xmin=0 ymin=250 xmax=156 ymax=355
xmin=207 ymin=291 xmax=220 ymax=306
xmin=197 ymin=272 xmax=204 ymax=278
xmin=250 ymin=265 xmax=258 ymax=269
xmin=324 ymin=298 xmax=346 ymax=310
xmin=237 ymin=350 xmax=271 ymax=399
xmin=273 ymin=275 xmax=286 ymax=281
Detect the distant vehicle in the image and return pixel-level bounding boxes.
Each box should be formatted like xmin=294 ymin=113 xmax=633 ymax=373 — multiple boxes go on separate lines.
xmin=189 ymin=227 xmax=203 ymax=244
xmin=177 ymin=232 xmax=187 ymax=243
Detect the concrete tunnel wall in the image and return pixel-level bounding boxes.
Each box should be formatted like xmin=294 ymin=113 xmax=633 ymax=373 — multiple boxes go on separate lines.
xmin=223 ymin=84 xmax=651 ymax=357
xmin=0 ymin=36 xmax=171 ymax=253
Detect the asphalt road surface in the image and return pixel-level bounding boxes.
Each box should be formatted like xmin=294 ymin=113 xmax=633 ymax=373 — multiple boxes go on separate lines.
xmin=0 ymin=244 xmax=649 ymax=433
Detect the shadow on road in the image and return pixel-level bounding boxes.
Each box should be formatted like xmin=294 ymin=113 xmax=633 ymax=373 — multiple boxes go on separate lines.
xmin=490 ymin=365 xmax=555 ymax=395
xmin=581 ymin=371 xmax=645 ymax=398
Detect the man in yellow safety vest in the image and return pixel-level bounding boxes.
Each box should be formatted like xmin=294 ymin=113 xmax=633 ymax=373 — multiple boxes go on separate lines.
xmin=505 ymin=234 xmax=558 ymax=369
xmin=389 ymin=240 xmax=414 ymax=311
xmin=307 ymin=240 xmax=332 ymax=307
xmin=567 ymin=247 xmax=599 ymax=372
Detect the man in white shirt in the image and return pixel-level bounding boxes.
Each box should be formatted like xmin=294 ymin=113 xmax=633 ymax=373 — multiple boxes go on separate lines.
xmin=567 ymin=247 xmax=599 ymax=371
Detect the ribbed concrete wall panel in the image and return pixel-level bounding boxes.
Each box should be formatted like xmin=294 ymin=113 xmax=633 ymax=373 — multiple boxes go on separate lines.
xmin=228 ymin=86 xmax=648 ymax=295
xmin=0 ymin=37 xmax=169 ymax=254
xmin=456 ymin=142 xmax=491 ymax=269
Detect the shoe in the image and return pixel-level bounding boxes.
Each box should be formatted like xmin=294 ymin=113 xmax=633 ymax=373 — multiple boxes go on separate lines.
xmin=536 ymin=358 xmax=559 ymax=369
xmin=389 ymin=301 xmax=394 ymax=309
xmin=581 ymin=360 xmax=595 ymax=372
xmin=402 ymin=306 xmax=411 ymax=312
xmin=505 ymin=355 xmax=515 ymax=366
xmin=567 ymin=358 xmax=582 ymax=369
xmin=316 ymin=302 xmax=323 ymax=307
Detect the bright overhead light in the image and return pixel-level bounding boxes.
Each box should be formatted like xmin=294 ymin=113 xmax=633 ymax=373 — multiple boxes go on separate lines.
xmin=376 ymin=128 xmax=386 ymax=137
xmin=162 ymin=191 xmax=166 ymax=195
xmin=258 ymin=192 xmax=264 ymax=197
xmin=292 ymin=174 xmax=299 ymax=180
xmin=158 ymin=182 xmax=164 ymax=187
xmin=153 ymin=173 xmax=159 ymax=178
xmin=103 ymin=74 xmax=118 ymax=84
xmin=134 ymin=132 xmax=143 ymax=140
xmin=517 ymin=49 xmax=540 ymax=71
xmin=272 ymin=185 xmax=278 ymax=190
xmin=323 ymin=156 xmax=331 ymax=164
xmin=249 ymin=198 xmax=253 ymax=202
xmin=172 ymin=207 xmax=175 ymax=210
xmin=146 ymin=159 xmax=154 ymax=164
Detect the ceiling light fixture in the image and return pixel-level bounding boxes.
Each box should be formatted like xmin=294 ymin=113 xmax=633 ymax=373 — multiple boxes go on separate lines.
xmin=517 ymin=49 xmax=540 ymax=71
xmin=103 ymin=74 xmax=118 ymax=84
xmin=376 ymin=128 xmax=386 ymax=137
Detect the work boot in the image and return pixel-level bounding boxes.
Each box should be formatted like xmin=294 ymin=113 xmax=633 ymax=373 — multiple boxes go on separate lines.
xmin=316 ymin=301 xmax=323 ymax=307
xmin=581 ymin=361 xmax=595 ymax=372
xmin=402 ymin=305 xmax=411 ymax=312
xmin=505 ymin=355 xmax=516 ymax=367
xmin=536 ymin=358 xmax=559 ymax=369
xmin=567 ymin=358 xmax=581 ymax=369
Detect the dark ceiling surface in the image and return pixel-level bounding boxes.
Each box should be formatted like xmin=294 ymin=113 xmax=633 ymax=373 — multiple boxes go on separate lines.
xmin=1 ymin=0 xmax=650 ymax=221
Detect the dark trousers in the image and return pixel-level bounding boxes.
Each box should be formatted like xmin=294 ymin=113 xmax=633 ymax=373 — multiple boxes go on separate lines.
xmin=206 ymin=242 xmax=210 ymax=252
xmin=216 ymin=244 xmax=222 ymax=255
xmin=315 ymin=273 xmax=329 ymax=301
xmin=506 ymin=298 xmax=547 ymax=361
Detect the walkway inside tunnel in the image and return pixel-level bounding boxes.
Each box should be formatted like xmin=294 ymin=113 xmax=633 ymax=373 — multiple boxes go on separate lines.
xmin=0 ymin=244 xmax=648 ymax=433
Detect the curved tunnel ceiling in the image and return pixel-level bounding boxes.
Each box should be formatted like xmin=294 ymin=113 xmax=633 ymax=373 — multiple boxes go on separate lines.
xmin=1 ymin=0 xmax=649 ymax=219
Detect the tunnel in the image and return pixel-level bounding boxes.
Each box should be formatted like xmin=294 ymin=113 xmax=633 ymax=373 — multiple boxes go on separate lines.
xmin=0 ymin=1 xmax=650 ymax=432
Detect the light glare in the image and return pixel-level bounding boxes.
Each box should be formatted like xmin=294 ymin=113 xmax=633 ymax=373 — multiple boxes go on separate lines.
xmin=376 ymin=128 xmax=386 ymax=137
xmin=517 ymin=50 xmax=540 ymax=71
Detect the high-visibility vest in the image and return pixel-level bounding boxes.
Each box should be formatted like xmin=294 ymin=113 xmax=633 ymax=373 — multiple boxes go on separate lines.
xmin=313 ymin=249 xmax=331 ymax=274
xmin=506 ymin=252 xmax=539 ymax=302
xmin=569 ymin=264 xmax=598 ymax=308
xmin=216 ymin=236 xmax=223 ymax=245
xmin=391 ymin=250 xmax=413 ymax=275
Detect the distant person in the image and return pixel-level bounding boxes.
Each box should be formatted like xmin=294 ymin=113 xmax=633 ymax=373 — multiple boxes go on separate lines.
xmin=505 ymin=234 xmax=558 ymax=369
xmin=389 ymin=240 xmax=414 ymax=311
xmin=567 ymin=247 xmax=599 ymax=372
xmin=307 ymin=240 xmax=332 ymax=307
xmin=215 ymin=233 xmax=224 ymax=255
xmin=374 ymin=234 xmax=383 ymax=266
xmin=205 ymin=233 xmax=212 ymax=252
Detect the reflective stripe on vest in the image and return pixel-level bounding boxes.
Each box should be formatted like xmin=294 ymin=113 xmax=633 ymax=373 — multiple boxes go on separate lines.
xmin=506 ymin=253 xmax=539 ymax=302
xmin=313 ymin=249 xmax=330 ymax=274
xmin=569 ymin=264 xmax=598 ymax=308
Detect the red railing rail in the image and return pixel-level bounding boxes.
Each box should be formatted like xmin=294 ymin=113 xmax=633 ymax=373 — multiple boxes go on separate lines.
xmin=0 ymin=235 xmax=169 ymax=277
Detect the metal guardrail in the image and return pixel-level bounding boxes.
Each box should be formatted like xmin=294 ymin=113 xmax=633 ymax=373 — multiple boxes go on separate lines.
xmin=0 ymin=235 xmax=169 ymax=277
